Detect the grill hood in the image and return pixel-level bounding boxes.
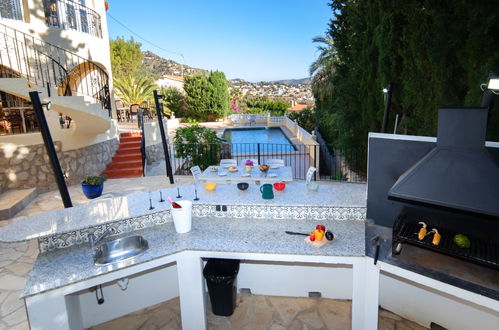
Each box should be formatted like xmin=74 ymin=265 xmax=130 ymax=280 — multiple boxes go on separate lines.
xmin=388 ymin=107 xmax=499 ymax=217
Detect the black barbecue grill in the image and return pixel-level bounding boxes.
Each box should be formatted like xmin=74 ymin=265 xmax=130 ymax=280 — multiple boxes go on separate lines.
xmin=392 ymin=206 xmax=499 ymax=269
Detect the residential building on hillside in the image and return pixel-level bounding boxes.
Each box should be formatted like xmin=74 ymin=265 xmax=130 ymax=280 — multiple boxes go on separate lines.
xmin=155 ymin=75 xmax=184 ymax=92
xmin=0 ymin=0 xmax=119 ymax=194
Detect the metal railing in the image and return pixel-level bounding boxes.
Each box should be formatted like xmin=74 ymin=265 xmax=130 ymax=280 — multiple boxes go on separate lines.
xmin=0 ymin=22 xmax=111 ymax=113
xmin=169 ymin=142 xmax=367 ymax=183
xmin=138 ymin=108 xmax=146 ymax=176
xmin=0 ymin=0 xmax=24 ymax=21
xmin=43 ymin=0 xmax=102 ymax=38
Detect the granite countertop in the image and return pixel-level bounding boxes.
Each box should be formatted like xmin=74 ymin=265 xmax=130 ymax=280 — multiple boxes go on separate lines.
xmin=0 ymin=182 xmax=366 ymax=242
xmin=23 ymin=216 xmax=365 ymax=297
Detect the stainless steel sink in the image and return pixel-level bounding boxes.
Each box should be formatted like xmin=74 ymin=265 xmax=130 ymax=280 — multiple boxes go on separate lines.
xmin=93 ymin=235 xmax=149 ymax=265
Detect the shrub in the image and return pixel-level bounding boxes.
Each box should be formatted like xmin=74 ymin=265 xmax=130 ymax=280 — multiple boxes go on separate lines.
xmin=173 ymin=125 xmax=227 ymax=170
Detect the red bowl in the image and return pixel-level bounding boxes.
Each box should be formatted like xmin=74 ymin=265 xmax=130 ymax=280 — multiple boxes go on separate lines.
xmin=273 ymin=182 xmax=286 ymax=191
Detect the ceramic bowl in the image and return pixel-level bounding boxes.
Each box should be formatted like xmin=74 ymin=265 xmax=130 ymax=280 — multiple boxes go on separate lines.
xmin=204 ymin=182 xmax=217 ymax=191
xmin=273 ymin=182 xmax=286 ymax=191
xmin=307 ymin=182 xmax=319 ymax=191
xmin=258 ymin=164 xmax=269 ymax=172
xmin=237 ymin=182 xmax=249 ymax=191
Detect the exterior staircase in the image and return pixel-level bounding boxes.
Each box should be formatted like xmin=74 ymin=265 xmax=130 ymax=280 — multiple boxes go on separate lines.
xmin=103 ymin=132 xmax=144 ymax=178
xmin=0 ymin=22 xmax=111 ymax=134
xmin=0 ymin=78 xmax=110 ymax=134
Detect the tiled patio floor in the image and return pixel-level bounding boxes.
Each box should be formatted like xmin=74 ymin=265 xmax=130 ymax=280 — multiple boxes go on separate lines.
xmin=89 ymin=294 xmax=426 ymax=330
xmin=0 ymin=177 xmax=426 ymax=329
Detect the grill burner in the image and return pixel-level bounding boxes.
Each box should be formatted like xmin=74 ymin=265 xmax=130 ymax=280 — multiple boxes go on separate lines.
xmin=393 ymin=206 xmax=499 ymax=269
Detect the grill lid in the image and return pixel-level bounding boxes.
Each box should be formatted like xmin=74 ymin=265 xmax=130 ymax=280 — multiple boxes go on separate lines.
xmin=388 ymin=107 xmax=499 ymax=217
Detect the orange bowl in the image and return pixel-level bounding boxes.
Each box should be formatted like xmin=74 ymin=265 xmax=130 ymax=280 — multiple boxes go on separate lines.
xmin=273 ymin=182 xmax=286 ymax=191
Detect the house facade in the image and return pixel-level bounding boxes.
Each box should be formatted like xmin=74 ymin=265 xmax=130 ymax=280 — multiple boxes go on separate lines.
xmin=0 ymin=0 xmax=119 ymax=193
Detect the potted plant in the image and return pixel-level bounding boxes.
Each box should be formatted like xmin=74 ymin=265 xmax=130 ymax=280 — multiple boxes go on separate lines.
xmin=81 ymin=174 xmax=107 ymax=199
xmin=245 ymin=159 xmax=254 ymax=172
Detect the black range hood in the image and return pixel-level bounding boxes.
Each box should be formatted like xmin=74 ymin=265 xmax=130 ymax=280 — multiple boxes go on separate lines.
xmin=388 ymin=107 xmax=499 ymax=217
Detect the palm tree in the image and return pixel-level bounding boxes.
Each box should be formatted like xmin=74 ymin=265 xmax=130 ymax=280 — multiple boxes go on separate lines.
xmin=309 ymin=36 xmax=337 ymax=102
xmin=114 ymin=74 xmax=156 ymax=106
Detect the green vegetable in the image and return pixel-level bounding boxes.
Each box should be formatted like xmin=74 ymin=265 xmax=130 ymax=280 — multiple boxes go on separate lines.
xmin=453 ymin=234 xmax=471 ymax=248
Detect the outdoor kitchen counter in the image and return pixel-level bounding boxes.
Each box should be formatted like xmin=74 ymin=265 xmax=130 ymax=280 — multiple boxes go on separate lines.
xmin=22 ymin=217 xmax=365 ymax=297
xmin=0 ymin=181 xmax=366 ymax=242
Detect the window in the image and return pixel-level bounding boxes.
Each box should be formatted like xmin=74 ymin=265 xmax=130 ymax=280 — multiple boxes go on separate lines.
xmin=0 ymin=0 xmax=23 ymax=21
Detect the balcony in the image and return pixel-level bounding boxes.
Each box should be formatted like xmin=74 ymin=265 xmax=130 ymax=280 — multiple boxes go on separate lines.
xmin=43 ymin=0 xmax=102 ymax=38
xmin=0 ymin=0 xmax=24 ymax=21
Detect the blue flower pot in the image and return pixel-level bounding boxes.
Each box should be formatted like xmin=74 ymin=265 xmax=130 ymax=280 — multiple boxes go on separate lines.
xmin=81 ymin=182 xmax=104 ymax=199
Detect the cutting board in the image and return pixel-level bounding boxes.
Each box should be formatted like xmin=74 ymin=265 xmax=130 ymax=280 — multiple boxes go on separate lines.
xmin=304 ymin=236 xmax=331 ymax=248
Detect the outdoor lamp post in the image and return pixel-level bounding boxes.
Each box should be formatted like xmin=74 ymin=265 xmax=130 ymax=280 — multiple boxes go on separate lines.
xmin=381 ymin=83 xmax=392 ymax=133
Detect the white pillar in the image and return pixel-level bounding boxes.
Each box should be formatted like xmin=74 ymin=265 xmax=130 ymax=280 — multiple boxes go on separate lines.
xmin=176 ymin=251 xmax=206 ymax=330
xmin=351 ymin=258 xmax=380 ymax=330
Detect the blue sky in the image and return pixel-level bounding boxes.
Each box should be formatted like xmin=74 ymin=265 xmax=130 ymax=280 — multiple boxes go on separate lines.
xmin=106 ymin=0 xmax=332 ymax=82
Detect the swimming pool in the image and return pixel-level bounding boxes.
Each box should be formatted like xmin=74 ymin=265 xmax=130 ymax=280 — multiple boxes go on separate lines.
xmin=223 ymin=127 xmax=296 ymax=153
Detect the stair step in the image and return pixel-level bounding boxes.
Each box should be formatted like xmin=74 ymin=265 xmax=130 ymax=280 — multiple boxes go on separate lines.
xmin=112 ymin=153 xmax=142 ymax=162
xmin=0 ymin=188 xmax=37 ymax=220
xmin=120 ymin=136 xmax=142 ymax=143
xmin=103 ymin=167 xmax=143 ymax=178
xmin=120 ymin=132 xmax=142 ymax=138
xmin=120 ymin=141 xmax=142 ymax=148
xmin=106 ymin=160 xmax=143 ymax=170
xmin=116 ymin=147 xmax=141 ymax=155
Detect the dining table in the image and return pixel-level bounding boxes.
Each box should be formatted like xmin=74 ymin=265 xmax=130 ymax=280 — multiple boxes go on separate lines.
xmin=198 ymin=165 xmax=293 ymax=184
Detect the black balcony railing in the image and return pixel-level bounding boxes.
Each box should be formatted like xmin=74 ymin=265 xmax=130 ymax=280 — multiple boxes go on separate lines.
xmin=169 ymin=142 xmax=367 ymax=183
xmin=0 ymin=22 xmax=111 ymax=114
xmin=43 ymin=0 xmax=102 ymax=38
xmin=0 ymin=0 xmax=23 ymax=21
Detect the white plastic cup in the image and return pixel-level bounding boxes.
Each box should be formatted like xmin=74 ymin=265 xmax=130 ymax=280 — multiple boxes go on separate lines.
xmin=171 ymin=200 xmax=192 ymax=233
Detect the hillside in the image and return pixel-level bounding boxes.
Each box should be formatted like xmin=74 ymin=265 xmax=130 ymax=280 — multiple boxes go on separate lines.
xmin=142 ymin=51 xmax=209 ymax=77
xmin=272 ymin=78 xmax=311 ymax=85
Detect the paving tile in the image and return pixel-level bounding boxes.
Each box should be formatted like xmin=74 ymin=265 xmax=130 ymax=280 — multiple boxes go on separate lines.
xmin=379 ymin=316 xmax=396 ymax=330
xmin=5 ymin=262 xmax=32 ymax=277
xmin=2 ymin=306 xmax=26 ymax=326
xmin=297 ymin=310 xmax=326 ymax=329
xmin=0 ymin=274 xmax=26 ymax=291
xmin=268 ymin=296 xmax=315 ymax=326
xmin=317 ymin=299 xmax=351 ymax=330
xmin=1 ymin=291 xmax=23 ymax=316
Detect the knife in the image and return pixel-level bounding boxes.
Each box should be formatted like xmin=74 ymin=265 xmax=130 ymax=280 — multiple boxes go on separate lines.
xmin=285 ymin=231 xmax=309 ymax=236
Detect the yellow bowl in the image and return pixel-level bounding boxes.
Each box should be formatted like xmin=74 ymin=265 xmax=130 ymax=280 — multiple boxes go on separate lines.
xmin=204 ymin=182 xmax=217 ymax=191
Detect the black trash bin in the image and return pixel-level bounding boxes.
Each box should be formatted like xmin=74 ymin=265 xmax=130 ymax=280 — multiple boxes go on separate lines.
xmin=203 ymin=258 xmax=240 ymax=316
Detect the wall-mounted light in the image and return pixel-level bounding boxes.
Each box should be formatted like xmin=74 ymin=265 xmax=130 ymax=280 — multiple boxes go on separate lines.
xmin=42 ymin=101 xmax=51 ymax=111
xmin=487 ymin=76 xmax=499 ymax=93
xmin=481 ymin=73 xmax=498 ymax=111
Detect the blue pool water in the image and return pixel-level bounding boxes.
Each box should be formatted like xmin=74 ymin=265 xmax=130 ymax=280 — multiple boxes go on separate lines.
xmin=223 ymin=127 xmax=295 ymax=153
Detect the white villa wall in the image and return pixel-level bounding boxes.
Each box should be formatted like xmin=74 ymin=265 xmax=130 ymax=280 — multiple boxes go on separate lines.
xmin=6 ymin=0 xmax=112 ymax=79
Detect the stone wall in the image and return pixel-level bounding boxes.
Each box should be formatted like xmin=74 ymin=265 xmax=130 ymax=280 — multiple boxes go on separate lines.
xmin=0 ymin=138 xmax=119 ymax=193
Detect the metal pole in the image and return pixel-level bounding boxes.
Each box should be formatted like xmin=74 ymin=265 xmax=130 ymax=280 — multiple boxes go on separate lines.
xmin=29 ymin=91 xmax=72 ymax=208
xmin=393 ymin=114 xmax=400 ymax=134
xmin=153 ymin=90 xmax=174 ymax=184
xmin=381 ymin=83 xmax=393 ymax=133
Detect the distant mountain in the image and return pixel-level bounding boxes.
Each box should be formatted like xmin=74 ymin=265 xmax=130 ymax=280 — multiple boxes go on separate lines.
xmin=271 ymin=78 xmax=311 ymax=85
xmin=142 ymin=51 xmax=209 ymax=77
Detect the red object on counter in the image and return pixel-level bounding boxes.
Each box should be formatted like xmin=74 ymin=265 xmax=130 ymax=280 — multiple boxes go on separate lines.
xmin=273 ymin=182 xmax=286 ymax=191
